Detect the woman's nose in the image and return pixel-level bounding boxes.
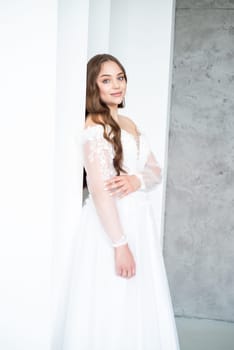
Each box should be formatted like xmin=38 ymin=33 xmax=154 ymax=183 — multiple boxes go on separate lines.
xmin=112 ymin=79 xmax=120 ymax=89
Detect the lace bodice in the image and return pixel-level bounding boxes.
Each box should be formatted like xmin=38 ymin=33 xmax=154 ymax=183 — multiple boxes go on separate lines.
xmin=82 ymin=124 xmax=162 ymax=246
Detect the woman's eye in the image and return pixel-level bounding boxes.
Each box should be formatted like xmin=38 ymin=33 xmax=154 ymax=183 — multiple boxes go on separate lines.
xmin=118 ymin=76 xmax=125 ymax=81
xmin=103 ymin=79 xmax=110 ymax=84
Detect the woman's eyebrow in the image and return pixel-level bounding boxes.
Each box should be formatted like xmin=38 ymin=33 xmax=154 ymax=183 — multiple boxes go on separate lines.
xmin=100 ymin=71 xmax=124 ymax=77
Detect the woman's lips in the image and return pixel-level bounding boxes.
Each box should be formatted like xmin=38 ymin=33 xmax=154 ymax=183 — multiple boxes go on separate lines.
xmin=111 ymin=92 xmax=122 ymax=97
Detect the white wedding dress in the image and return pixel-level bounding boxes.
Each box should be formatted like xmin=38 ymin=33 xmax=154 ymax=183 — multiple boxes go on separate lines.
xmin=62 ymin=124 xmax=180 ymax=350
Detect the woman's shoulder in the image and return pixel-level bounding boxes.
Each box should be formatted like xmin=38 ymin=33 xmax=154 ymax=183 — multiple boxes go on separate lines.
xmin=85 ymin=114 xmax=103 ymax=128
xmin=83 ymin=115 xmax=104 ymax=134
xmin=82 ymin=115 xmax=110 ymax=145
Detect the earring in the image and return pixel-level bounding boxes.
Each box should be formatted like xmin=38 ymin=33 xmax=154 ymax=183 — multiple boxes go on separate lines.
xmin=119 ymin=97 xmax=125 ymax=108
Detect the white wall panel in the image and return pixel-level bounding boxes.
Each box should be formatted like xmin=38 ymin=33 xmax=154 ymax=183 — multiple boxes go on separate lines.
xmin=0 ymin=1 xmax=57 ymax=349
xmin=88 ymin=0 xmax=111 ymax=57
xmin=52 ymin=0 xmax=90 ymax=349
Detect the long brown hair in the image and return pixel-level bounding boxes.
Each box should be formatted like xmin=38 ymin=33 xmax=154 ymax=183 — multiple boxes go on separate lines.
xmin=84 ymin=54 xmax=127 ymax=187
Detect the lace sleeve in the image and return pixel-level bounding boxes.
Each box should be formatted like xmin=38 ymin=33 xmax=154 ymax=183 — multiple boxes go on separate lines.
xmin=82 ymin=126 xmax=127 ymax=247
xmin=135 ymin=151 xmax=162 ymax=190
xmin=133 ymin=132 xmax=162 ymax=191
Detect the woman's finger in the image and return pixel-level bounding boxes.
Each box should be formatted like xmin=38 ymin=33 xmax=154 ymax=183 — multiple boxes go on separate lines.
xmin=127 ymin=269 xmax=132 ymax=278
xmin=105 ymin=176 xmax=136 ymax=196
xmin=105 ymin=176 xmax=119 ymax=185
xmin=105 ymin=176 xmax=127 ymax=187
xmin=119 ymin=189 xmax=129 ymax=198
xmin=122 ymin=270 xmax=128 ymax=278
xmin=108 ymin=183 xmax=127 ymax=195
xmin=117 ymin=183 xmax=128 ymax=192
xmin=105 ymin=180 xmax=122 ymax=190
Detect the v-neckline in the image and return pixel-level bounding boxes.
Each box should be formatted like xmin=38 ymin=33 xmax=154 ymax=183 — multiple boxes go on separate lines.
xmin=121 ymin=128 xmax=141 ymax=158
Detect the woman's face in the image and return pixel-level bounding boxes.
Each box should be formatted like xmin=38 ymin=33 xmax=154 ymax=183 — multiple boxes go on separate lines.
xmin=96 ymin=60 xmax=127 ymax=107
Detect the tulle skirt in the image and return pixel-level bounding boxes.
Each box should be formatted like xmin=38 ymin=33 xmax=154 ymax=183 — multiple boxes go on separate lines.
xmin=62 ymin=191 xmax=180 ymax=350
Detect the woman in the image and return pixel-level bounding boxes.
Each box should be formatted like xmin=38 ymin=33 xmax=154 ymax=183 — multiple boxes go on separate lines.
xmin=62 ymin=54 xmax=180 ymax=350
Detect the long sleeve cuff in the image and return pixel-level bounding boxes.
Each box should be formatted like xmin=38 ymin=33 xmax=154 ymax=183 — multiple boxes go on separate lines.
xmin=112 ymin=234 xmax=128 ymax=247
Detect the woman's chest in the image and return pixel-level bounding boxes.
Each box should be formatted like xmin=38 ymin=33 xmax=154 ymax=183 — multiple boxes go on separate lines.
xmin=121 ymin=131 xmax=149 ymax=171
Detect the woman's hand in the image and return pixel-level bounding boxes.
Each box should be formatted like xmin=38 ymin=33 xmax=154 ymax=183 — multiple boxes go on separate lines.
xmin=105 ymin=174 xmax=141 ymax=198
xmin=114 ymin=244 xmax=136 ymax=279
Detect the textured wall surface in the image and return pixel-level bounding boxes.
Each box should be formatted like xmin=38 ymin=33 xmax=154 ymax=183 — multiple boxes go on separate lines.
xmin=164 ymin=0 xmax=234 ymax=322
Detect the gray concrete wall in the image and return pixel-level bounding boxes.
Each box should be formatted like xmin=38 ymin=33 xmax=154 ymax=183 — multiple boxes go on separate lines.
xmin=164 ymin=0 xmax=234 ymax=322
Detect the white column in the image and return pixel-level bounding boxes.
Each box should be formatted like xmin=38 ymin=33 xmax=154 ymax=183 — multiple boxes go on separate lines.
xmin=0 ymin=1 xmax=57 ymax=349
xmin=52 ymin=0 xmax=90 ymax=349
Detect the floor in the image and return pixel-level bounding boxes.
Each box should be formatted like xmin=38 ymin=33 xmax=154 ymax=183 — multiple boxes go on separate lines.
xmin=175 ymin=317 xmax=234 ymax=350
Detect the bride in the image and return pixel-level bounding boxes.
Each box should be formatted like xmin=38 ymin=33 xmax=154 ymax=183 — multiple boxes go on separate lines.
xmin=62 ymin=54 xmax=180 ymax=350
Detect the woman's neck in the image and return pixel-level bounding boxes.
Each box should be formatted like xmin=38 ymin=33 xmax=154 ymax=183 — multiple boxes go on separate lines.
xmin=109 ymin=105 xmax=119 ymax=123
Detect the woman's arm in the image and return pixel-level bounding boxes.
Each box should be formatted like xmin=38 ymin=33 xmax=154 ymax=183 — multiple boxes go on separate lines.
xmin=83 ymin=128 xmax=127 ymax=246
xmin=104 ymin=151 xmax=162 ymax=197
xmin=83 ymin=126 xmax=136 ymax=278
